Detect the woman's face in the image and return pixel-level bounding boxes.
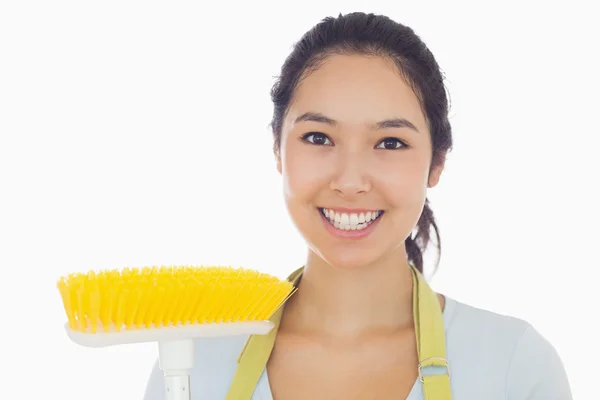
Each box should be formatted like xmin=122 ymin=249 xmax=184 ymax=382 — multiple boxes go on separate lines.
xmin=277 ymin=54 xmax=444 ymax=270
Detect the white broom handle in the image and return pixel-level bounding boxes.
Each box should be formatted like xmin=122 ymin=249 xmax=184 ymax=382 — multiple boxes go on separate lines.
xmin=163 ymin=374 xmax=191 ymax=400
xmin=158 ymin=339 xmax=194 ymax=400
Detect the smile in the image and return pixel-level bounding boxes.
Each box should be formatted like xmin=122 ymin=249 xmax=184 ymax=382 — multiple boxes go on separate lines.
xmin=318 ymin=208 xmax=384 ymax=231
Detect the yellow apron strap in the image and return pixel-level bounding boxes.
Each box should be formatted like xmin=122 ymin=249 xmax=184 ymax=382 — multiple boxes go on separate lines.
xmin=224 ymin=307 xmax=282 ymax=400
xmin=225 ymin=267 xmax=303 ymax=400
xmin=411 ymin=266 xmax=453 ymax=400
xmin=226 ymin=265 xmax=452 ymax=400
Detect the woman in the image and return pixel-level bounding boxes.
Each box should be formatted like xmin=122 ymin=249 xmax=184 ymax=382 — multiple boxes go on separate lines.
xmin=144 ymin=12 xmax=571 ymax=399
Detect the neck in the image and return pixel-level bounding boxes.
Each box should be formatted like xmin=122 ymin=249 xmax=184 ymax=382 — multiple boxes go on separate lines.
xmin=280 ymin=247 xmax=414 ymax=339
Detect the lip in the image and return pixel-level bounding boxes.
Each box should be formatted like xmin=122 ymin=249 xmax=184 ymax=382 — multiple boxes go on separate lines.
xmin=319 ymin=207 xmax=382 ymax=214
xmin=319 ymin=208 xmax=383 ymax=240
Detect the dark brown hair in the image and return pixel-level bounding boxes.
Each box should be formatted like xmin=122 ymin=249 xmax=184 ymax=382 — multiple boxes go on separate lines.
xmin=269 ymin=12 xmax=453 ymax=274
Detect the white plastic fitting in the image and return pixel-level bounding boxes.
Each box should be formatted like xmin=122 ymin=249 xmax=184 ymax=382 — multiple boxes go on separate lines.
xmin=158 ymin=339 xmax=194 ymax=400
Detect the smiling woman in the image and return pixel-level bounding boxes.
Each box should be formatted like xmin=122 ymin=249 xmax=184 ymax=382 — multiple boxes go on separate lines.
xmin=143 ymin=11 xmax=572 ymax=400
xmin=277 ymin=53 xmax=441 ymax=272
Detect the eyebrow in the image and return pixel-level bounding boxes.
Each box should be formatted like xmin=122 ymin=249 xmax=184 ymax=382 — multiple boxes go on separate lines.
xmin=294 ymin=111 xmax=420 ymax=133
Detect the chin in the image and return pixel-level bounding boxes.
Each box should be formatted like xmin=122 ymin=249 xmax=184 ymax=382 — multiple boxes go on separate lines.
xmin=311 ymin=245 xmax=389 ymax=271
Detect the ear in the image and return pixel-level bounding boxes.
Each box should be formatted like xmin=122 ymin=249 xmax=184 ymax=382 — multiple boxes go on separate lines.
xmin=427 ymin=152 xmax=446 ymax=188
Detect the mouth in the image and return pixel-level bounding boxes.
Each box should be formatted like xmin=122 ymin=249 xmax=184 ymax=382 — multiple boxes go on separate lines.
xmin=318 ymin=208 xmax=384 ymax=231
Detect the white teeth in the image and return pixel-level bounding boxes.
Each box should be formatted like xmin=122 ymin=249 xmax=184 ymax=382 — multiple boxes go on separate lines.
xmin=321 ymin=208 xmax=382 ymax=231
xmin=340 ymin=213 xmax=349 ymax=225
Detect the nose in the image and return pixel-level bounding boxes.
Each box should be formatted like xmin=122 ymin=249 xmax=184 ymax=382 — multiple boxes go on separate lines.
xmin=329 ymin=150 xmax=372 ymax=197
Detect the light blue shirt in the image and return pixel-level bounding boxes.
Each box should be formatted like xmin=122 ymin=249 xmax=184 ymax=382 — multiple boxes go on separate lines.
xmin=143 ymin=296 xmax=572 ymax=399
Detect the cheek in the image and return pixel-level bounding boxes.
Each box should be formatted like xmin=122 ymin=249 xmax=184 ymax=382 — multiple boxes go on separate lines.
xmin=376 ymin=153 xmax=430 ymax=205
xmin=282 ymin=142 xmax=328 ymax=203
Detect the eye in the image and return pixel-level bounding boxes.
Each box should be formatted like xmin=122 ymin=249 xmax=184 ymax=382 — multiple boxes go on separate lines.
xmin=375 ymin=137 xmax=407 ymax=150
xmin=302 ymin=132 xmax=333 ymax=146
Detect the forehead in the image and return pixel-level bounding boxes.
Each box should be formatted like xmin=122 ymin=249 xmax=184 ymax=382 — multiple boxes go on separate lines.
xmin=286 ymin=54 xmax=428 ymax=133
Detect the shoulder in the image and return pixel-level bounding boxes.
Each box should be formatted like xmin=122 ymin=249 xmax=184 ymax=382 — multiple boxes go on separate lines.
xmin=443 ymin=297 xmax=572 ymax=399
xmin=504 ymin=322 xmax=572 ymax=399
xmin=143 ymin=335 xmax=249 ymax=400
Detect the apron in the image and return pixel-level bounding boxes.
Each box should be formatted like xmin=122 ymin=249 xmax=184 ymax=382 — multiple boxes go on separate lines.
xmin=225 ymin=264 xmax=452 ymax=399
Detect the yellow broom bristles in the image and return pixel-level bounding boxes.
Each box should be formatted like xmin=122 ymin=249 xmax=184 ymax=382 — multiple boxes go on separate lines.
xmin=57 ymin=265 xmax=296 ymax=334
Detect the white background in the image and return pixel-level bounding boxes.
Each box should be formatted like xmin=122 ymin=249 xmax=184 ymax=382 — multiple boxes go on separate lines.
xmin=1 ymin=1 xmax=598 ymax=398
